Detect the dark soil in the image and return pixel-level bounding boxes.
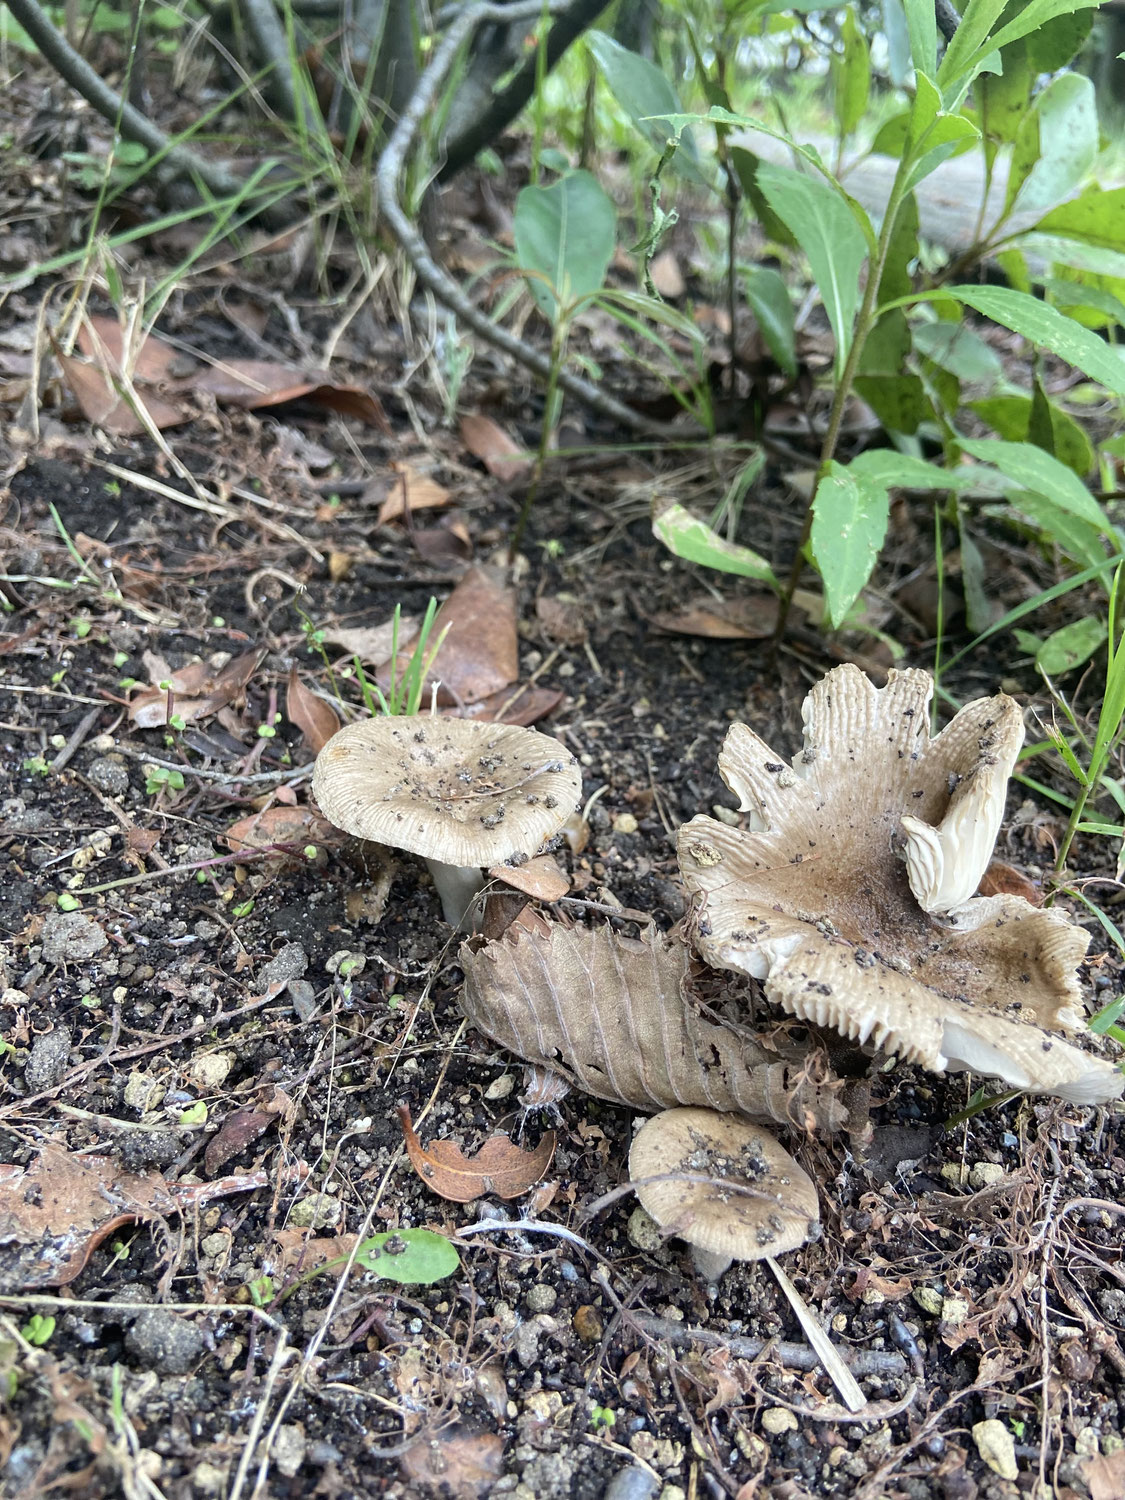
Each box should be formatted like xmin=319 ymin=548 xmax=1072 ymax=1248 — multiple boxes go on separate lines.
xmin=2 ymin=397 xmax=1125 ymax=1500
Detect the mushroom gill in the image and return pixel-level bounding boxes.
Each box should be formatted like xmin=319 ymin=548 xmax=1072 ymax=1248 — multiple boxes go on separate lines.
xmin=678 ymin=664 xmax=1123 ymax=1106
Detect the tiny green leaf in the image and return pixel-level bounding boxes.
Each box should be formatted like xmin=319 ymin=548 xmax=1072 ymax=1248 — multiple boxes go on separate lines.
xmin=1036 ymin=616 xmax=1107 ymax=676
xmin=514 ymin=171 xmax=617 ymax=321
xmin=743 ymin=267 xmax=796 ymax=377
xmin=653 ymin=503 xmax=778 ymax=587
xmin=810 ymin=461 xmax=890 ymax=628
xmin=354 ymin=1229 xmax=460 ymax=1285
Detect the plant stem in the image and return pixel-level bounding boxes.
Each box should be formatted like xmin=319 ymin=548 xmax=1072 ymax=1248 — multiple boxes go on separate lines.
xmin=509 ymin=325 xmax=565 ymax=560
xmin=773 ymin=161 xmax=913 ymax=641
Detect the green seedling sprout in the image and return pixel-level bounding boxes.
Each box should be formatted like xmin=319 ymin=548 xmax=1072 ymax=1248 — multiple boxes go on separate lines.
xmin=358 ymin=598 xmax=448 ymax=718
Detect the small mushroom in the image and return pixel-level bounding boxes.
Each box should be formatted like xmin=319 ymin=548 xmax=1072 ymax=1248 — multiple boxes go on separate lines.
xmin=678 ymin=665 xmax=1124 ymax=1105
xmin=629 ymin=1107 xmax=820 ymax=1276
xmin=312 ymin=716 xmax=582 ymax=929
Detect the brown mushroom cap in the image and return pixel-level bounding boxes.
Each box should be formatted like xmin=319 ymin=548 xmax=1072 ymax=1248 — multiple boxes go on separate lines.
xmin=678 ymin=665 xmax=1123 ymax=1105
xmin=629 ymin=1107 xmax=819 ymax=1261
xmin=312 ymin=716 xmax=582 ymax=867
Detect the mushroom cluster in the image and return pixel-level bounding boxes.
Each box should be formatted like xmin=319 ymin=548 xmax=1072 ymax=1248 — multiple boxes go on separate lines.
xmin=678 ymin=664 xmax=1123 ymax=1106
xmin=313 ymin=715 xmax=582 ymax=930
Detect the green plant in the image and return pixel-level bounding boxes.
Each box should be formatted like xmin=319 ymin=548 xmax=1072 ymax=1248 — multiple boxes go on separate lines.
xmin=357 ymin=597 xmax=449 ymax=718
xmin=144 ymin=765 xmax=185 ymax=798
xmin=276 ymin=1228 xmax=460 ymax=1305
xmin=21 ymin=1314 xmax=56 ymax=1347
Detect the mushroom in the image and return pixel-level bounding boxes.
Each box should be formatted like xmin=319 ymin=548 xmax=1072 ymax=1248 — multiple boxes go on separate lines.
xmin=678 ymin=664 xmax=1123 ymax=1105
xmin=312 ymin=716 xmax=582 ymax=930
xmin=629 ymin=1107 xmax=820 ymax=1275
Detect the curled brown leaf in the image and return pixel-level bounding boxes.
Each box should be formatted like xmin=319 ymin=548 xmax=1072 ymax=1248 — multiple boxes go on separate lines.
xmin=397 ymin=1105 xmax=555 ymax=1203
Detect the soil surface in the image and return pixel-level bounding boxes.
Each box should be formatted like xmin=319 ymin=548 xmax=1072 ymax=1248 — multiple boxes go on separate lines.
xmin=2 ymin=80 xmax=1125 ymax=1500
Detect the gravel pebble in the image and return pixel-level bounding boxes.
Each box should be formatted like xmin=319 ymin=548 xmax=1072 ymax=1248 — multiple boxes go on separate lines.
xmin=604 ymin=1466 xmax=660 ymax=1500
xmin=271 ymin=1424 xmax=307 ymax=1478
xmin=40 ymin=909 xmax=107 ymax=963
xmin=258 ymin=943 xmax=308 ymax=991
xmin=513 ymin=1320 xmax=543 ymax=1368
xmin=125 ymin=1308 xmax=206 ymax=1374
xmin=25 ymin=1027 xmax=72 ymax=1091
xmin=86 ymin=757 xmax=130 ymax=795
xmin=526 ymin=1283 xmax=558 ymax=1313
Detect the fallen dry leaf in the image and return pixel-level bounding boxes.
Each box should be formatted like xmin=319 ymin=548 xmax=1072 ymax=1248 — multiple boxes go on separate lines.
xmin=460 ymin=413 xmax=534 ymax=482
xmin=1084 ymin=1449 xmax=1125 ymax=1500
xmin=204 ymin=1105 xmax=279 ymax=1177
xmin=488 ymin=854 xmax=570 ymax=901
xmin=223 ymin=805 xmax=337 ymax=859
xmin=190 ymin=359 xmax=388 ymax=428
xmin=271 ymin=1228 xmax=359 ymax=1277
xmin=460 ymin=921 xmax=852 ymax=1133
xmin=0 ymin=1146 xmax=276 ymax=1289
xmin=647 ymin=594 xmax=780 ymax=640
xmin=976 ymin=859 xmax=1042 ymax=905
xmin=286 ymin=667 xmax=341 ymax=754
xmin=128 ymin=648 xmax=265 ymax=729
xmin=451 ymin=683 xmax=565 ymax=727
xmin=412 ymin=515 xmax=474 ymax=566
xmin=535 ymin=594 xmax=587 ymax=645
xmin=428 ymin=565 xmax=519 ymax=706
xmin=57 ymin=348 xmax=190 ymax=436
xmin=400 ymin=1427 xmax=505 ymax=1499
xmin=379 ymin=461 xmax=453 ymax=524
xmin=323 ymin=616 xmax=421 ymax=667
xmin=648 ymin=248 xmax=686 ymax=298
xmin=398 ymin=1104 xmax=555 ymax=1203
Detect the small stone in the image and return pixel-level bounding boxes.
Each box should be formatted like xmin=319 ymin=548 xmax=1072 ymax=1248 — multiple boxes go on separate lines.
xmin=913 ymin=1287 xmax=944 ymax=1316
xmin=271 ymin=1425 xmax=306 ymax=1479
xmin=124 ymin=1072 xmax=166 ymax=1114
xmin=627 ymin=1207 xmax=664 ymax=1253
xmin=200 ymin=1233 xmax=230 ymax=1260
xmin=573 ymin=1305 xmax=603 ymax=1344
xmin=188 ymin=1050 xmax=235 ymax=1091
xmin=605 ymin=1465 xmax=660 ymax=1500
xmin=972 ymin=1418 xmax=1018 ymax=1480
xmin=525 ymin=1284 xmax=557 ymax=1313
xmin=940 ymin=1163 xmax=968 ymax=1186
xmin=194 ymin=920 xmax=221 ymax=941
xmin=40 ymin=910 xmax=107 ymax=964
xmin=485 ymin=1074 xmax=515 ymax=1101
xmin=289 ymin=1192 xmax=342 ymax=1229
xmin=514 ymin=1320 xmax=542 ymax=1369
xmin=287 ymin=979 xmax=317 ymax=1021
xmin=941 ymin=1296 xmax=969 ymax=1326
xmin=968 ymin=1162 xmax=1005 ymax=1190
xmin=308 ymin=1442 xmax=343 ymax=1465
xmin=192 ymin=1462 xmax=226 ymax=1495
xmin=25 ymin=1027 xmax=72 ymax=1091
xmin=612 ymin=813 xmax=638 ymax=835
xmin=125 ymin=1308 xmax=206 ymax=1375
xmin=258 ymin=943 xmax=308 ymax=991
xmin=86 ymin=757 xmax=130 ymax=796
xmin=761 ymin=1407 xmax=798 ymax=1435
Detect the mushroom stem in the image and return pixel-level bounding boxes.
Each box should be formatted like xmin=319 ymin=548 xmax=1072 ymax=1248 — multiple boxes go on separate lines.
xmin=427 ymin=859 xmax=487 ymax=932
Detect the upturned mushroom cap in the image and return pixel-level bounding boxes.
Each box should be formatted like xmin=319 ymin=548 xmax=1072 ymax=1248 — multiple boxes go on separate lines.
xmin=629 ymin=1107 xmax=819 ymax=1260
xmin=313 ymin=716 xmax=582 ymax=867
xmin=678 ymin=665 xmax=1123 ymax=1106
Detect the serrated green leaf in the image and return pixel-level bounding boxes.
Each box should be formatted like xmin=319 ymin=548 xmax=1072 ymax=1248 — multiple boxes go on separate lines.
xmin=744 ymin=267 xmax=796 ymax=377
xmin=939 ymin=0 xmax=1100 ymax=91
xmin=939 ymin=286 xmax=1125 ymax=396
xmin=653 ymin=503 xmax=779 ymax=587
xmin=1007 ymin=73 xmax=1096 ymax=216
xmin=354 ymin=1229 xmax=459 ymax=1285
xmin=586 ymin=31 xmax=702 ymax=180
xmin=836 ymin=8 xmax=870 ymax=137
xmin=1035 ymin=185 xmax=1125 ymax=253
xmin=1036 ymin=616 xmax=1107 ymax=675
xmin=978 ymin=39 xmax=1031 ymax=144
xmin=970 ymin=392 xmax=1094 ymax=477
xmin=958 ymin=437 xmax=1108 ymax=530
xmin=756 ymin=162 xmax=868 ymax=380
xmin=810 ymin=461 xmax=890 ymax=627
xmin=913 ymin=322 xmax=1002 ymax=386
xmin=513 ymin=171 xmax=616 ymax=321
